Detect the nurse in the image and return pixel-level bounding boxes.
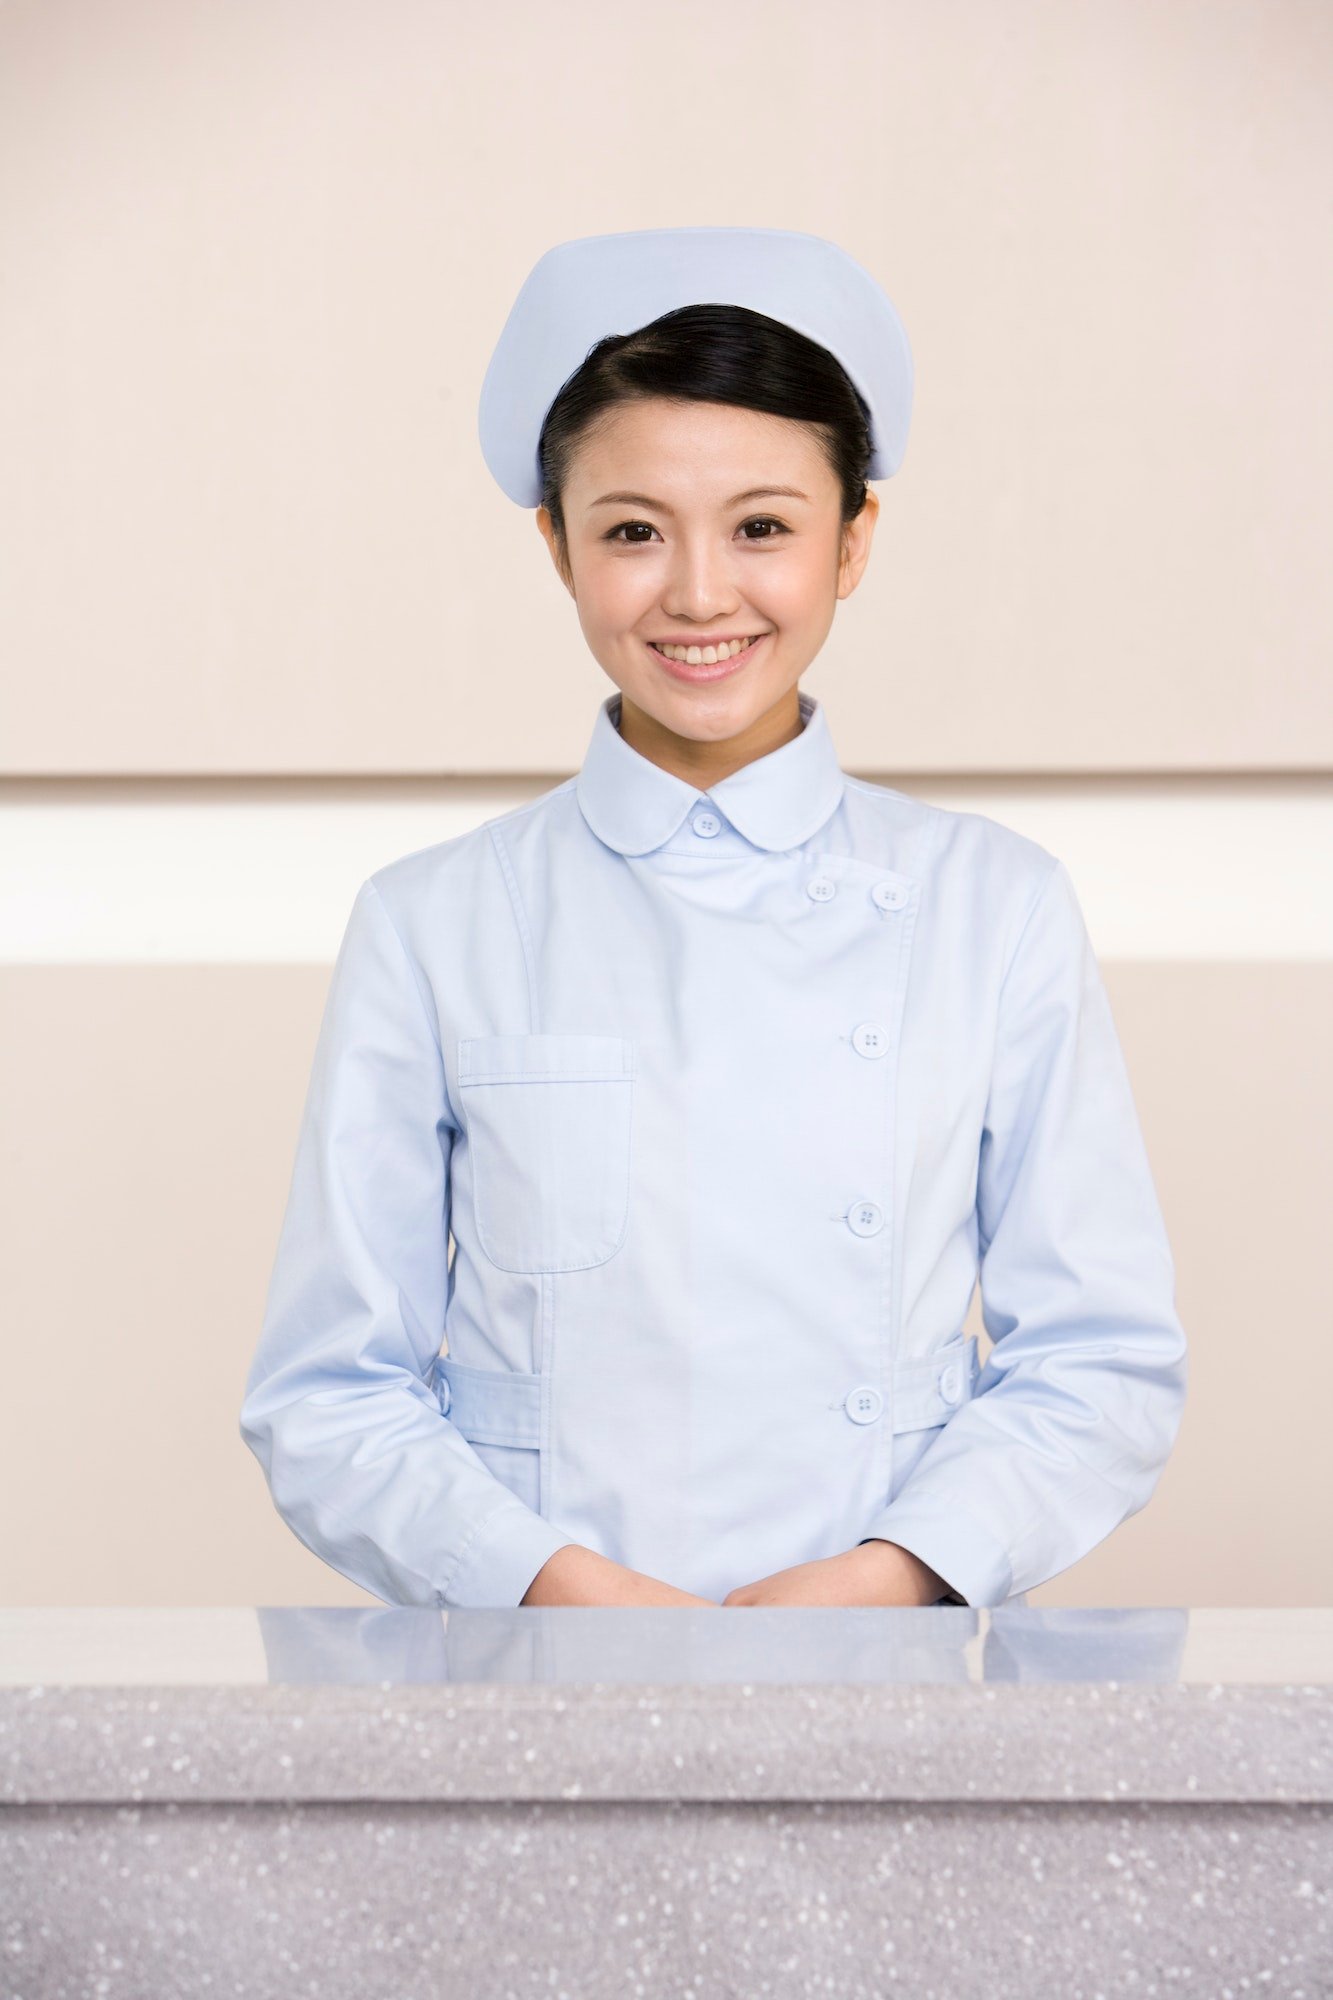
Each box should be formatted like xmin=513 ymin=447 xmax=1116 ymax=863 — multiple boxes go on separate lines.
xmin=240 ymin=226 xmax=1189 ymax=1612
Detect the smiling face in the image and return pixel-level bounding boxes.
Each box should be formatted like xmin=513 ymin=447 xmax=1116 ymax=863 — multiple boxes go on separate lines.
xmin=536 ymin=396 xmax=878 ymax=779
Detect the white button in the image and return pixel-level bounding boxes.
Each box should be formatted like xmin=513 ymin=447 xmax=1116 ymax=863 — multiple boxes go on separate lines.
xmin=437 ymin=1375 xmax=452 ymax=1415
xmin=851 ymin=1021 xmax=890 ymax=1059
xmin=691 ymin=811 xmax=721 ymax=838
xmin=844 ymin=1384 xmax=883 ymax=1425
xmin=807 ymin=875 xmax=836 ymax=901
xmin=847 ymin=1200 xmax=884 ymax=1236
xmin=872 ymin=880 xmax=908 ymax=912
xmin=939 ymin=1364 xmax=962 ymax=1405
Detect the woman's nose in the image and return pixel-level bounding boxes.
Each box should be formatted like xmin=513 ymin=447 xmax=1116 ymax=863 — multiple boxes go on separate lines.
xmin=660 ymin=550 xmax=744 ymax=623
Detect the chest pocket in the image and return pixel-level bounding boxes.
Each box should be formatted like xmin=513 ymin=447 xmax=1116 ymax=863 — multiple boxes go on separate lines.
xmin=457 ymin=1032 xmax=636 ymax=1274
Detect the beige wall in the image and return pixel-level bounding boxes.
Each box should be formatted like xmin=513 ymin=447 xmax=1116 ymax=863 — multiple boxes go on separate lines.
xmin=2 ymin=0 xmax=1330 ymax=1609
xmin=1 ymin=0 xmax=1330 ymax=774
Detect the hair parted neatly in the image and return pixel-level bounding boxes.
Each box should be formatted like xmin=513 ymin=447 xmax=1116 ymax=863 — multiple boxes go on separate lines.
xmin=537 ymin=303 xmax=875 ymax=563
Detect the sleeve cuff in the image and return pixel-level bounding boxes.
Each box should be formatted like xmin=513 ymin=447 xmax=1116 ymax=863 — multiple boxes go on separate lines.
xmin=443 ymin=1501 xmax=580 ymax=1608
xmin=859 ymin=1492 xmax=1015 ymax=1608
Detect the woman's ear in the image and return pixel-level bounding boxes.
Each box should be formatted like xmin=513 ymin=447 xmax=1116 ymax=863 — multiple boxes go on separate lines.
xmin=836 ymin=487 xmax=880 ymax=601
xmin=535 ymin=505 xmax=575 ymax=597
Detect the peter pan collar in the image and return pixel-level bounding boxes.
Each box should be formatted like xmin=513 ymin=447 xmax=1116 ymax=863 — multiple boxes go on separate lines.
xmin=575 ymin=688 xmax=846 ymax=856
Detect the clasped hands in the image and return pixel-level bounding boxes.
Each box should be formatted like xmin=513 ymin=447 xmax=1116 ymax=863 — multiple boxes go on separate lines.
xmin=523 ymin=1538 xmax=949 ymax=1608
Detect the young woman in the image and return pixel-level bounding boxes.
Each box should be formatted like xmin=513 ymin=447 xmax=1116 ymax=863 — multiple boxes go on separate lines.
xmin=240 ymin=226 xmax=1188 ymax=1611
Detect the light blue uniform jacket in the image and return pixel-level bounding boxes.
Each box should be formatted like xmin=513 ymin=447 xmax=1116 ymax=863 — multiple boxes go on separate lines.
xmin=240 ymin=689 xmax=1188 ymax=1609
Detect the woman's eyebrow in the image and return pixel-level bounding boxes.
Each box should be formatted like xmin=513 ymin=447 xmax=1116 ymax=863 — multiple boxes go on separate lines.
xmin=588 ymin=485 xmax=811 ymax=513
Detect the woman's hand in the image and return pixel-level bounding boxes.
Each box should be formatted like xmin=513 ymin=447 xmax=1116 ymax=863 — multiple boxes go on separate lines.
xmin=522 ymin=1542 xmax=717 ymax=1607
xmin=722 ymin=1540 xmax=947 ymax=1607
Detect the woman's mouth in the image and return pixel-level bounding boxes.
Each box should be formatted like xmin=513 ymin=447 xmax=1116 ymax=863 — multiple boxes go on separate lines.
xmin=646 ymin=633 xmax=768 ymax=683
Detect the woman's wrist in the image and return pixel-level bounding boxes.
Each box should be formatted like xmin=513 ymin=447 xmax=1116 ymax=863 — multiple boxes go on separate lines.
xmin=522 ymin=1542 xmax=714 ymax=1607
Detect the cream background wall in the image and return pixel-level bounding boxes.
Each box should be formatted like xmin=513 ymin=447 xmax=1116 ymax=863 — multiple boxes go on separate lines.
xmin=2 ymin=0 xmax=1330 ymax=775
xmin=2 ymin=0 xmax=1329 ymax=1609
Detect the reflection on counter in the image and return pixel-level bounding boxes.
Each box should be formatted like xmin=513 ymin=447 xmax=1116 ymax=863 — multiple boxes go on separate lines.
xmin=254 ymin=1603 xmax=1194 ymax=1686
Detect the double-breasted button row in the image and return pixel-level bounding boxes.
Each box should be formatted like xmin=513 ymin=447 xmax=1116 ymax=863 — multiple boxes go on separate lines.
xmin=825 ymin=885 xmax=902 ymax=1426
xmin=848 ymin=1027 xmax=889 ymax=1231
xmin=807 ymin=875 xmax=908 ymax=910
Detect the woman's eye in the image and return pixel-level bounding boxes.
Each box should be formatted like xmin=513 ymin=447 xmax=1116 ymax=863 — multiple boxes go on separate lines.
xmin=604 ymin=521 xmax=660 ymax=545
xmin=603 ymin=517 xmax=788 ymax=545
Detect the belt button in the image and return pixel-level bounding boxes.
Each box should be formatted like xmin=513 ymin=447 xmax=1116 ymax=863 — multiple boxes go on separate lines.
xmin=872 ymin=880 xmax=908 ymax=912
xmin=807 ymin=875 xmax=837 ymax=901
xmin=939 ymin=1364 xmax=962 ymax=1405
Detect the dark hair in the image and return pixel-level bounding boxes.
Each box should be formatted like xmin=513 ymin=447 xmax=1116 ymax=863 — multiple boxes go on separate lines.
xmin=537 ymin=303 xmax=874 ymax=574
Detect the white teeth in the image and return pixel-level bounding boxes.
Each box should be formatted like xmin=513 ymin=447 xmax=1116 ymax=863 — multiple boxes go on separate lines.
xmin=653 ymin=636 xmax=761 ymax=665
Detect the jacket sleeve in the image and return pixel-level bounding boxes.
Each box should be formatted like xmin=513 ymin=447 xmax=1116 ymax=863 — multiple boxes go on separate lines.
xmin=239 ymin=875 xmax=578 ymax=1608
xmin=858 ymin=855 xmax=1189 ymax=1606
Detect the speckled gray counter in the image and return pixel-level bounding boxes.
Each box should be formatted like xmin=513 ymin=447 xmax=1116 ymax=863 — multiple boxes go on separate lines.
xmin=2 ymin=1607 xmax=1331 ymax=1998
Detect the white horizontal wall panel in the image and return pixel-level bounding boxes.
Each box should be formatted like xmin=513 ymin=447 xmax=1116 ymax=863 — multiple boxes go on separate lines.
xmin=2 ymin=779 xmax=1330 ymax=963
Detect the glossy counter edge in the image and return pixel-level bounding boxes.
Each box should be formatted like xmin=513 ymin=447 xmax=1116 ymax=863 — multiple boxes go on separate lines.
xmin=4 ymin=1606 xmax=1333 ymax=1690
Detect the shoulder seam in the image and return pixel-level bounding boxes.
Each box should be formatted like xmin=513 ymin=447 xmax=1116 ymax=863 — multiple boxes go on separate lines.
xmin=364 ymin=875 xmax=445 ymax=1067
xmin=365 ymin=876 xmax=464 ymax=1133
xmin=996 ymin=854 xmax=1063 ymax=1002
xmin=485 ymin=823 xmax=541 ymax=1029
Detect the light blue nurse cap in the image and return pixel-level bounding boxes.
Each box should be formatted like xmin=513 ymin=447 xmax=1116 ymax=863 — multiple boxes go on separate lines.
xmin=477 ymin=225 xmax=913 ymax=507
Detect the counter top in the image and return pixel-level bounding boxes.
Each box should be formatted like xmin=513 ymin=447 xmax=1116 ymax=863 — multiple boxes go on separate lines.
xmin=3 ymin=1606 xmax=1331 ymax=1807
